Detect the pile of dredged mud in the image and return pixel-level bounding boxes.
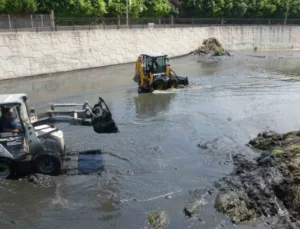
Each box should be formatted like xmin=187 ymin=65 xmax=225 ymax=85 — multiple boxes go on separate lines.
xmin=214 ymin=130 xmax=300 ymax=229
xmin=195 ymin=37 xmax=230 ymax=56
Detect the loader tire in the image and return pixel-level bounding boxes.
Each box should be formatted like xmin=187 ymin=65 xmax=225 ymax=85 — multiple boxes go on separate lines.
xmin=168 ymin=78 xmax=178 ymax=89
xmin=0 ymin=158 xmax=16 ymax=179
xmin=32 ymin=154 xmax=61 ymax=176
xmin=152 ymin=79 xmax=166 ymax=91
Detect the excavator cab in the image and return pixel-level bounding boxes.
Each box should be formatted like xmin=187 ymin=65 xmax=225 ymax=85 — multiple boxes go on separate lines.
xmin=0 ymin=93 xmax=118 ymax=179
xmin=134 ymin=53 xmax=189 ymax=93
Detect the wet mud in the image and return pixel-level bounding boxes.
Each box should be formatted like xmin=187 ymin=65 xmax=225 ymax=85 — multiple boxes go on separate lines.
xmin=17 ymin=148 xmax=130 ymax=187
xmin=214 ymin=130 xmax=300 ymax=229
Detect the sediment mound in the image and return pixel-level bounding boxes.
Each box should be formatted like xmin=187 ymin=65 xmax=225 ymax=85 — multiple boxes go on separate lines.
xmin=214 ymin=130 xmax=300 ymax=228
xmin=195 ymin=37 xmax=230 ymax=56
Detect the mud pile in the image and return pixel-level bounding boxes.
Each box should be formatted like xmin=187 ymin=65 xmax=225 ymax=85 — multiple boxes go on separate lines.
xmin=214 ymin=130 xmax=300 ymax=228
xmin=195 ymin=38 xmax=230 ymax=56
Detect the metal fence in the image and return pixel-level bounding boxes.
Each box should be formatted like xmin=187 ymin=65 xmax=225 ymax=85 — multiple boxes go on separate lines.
xmin=1 ymin=16 xmax=300 ymax=33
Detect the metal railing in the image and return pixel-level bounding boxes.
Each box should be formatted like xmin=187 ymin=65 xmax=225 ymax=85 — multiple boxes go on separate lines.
xmin=0 ymin=16 xmax=300 ymax=33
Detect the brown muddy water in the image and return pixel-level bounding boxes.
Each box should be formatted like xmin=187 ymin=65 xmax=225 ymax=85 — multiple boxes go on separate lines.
xmin=1 ymin=50 xmax=300 ymax=229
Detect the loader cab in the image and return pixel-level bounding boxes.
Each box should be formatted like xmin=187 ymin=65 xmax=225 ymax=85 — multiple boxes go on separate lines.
xmin=0 ymin=94 xmax=31 ymax=135
xmin=141 ymin=53 xmax=168 ymax=77
xmin=0 ymin=94 xmax=31 ymax=160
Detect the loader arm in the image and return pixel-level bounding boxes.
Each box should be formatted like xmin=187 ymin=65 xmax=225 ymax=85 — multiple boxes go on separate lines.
xmin=31 ymin=97 xmax=118 ymax=134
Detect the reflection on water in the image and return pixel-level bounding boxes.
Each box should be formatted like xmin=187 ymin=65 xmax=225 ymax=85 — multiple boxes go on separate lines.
xmin=0 ymin=63 xmax=135 ymax=104
xmin=78 ymin=150 xmax=105 ymax=175
xmin=134 ymin=93 xmax=176 ymax=117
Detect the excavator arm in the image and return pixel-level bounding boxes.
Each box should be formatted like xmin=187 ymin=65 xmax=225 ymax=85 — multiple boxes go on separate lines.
xmin=31 ymin=97 xmax=118 ymax=134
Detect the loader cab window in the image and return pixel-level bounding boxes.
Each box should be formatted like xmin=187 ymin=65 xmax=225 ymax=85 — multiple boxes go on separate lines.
xmin=0 ymin=105 xmax=22 ymax=135
xmin=143 ymin=55 xmax=152 ymax=73
xmin=154 ymin=56 xmax=167 ymax=73
xmin=143 ymin=55 xmax=167 ymax=74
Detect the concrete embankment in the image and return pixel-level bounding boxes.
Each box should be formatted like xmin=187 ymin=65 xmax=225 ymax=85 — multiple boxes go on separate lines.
xmin=0 ymin=26 xmax=298 ymax=80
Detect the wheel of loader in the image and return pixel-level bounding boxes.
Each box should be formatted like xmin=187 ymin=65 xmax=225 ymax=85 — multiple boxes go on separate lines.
xmin=0 ymin=158 xmax=16 ymax=179
xmin=32 ymin=154 xmax=61 ymax=176
xmin=152 ymin=79 xmax=166 ymax=91
xmin=168 ymin=78 xmax=178 ymax=89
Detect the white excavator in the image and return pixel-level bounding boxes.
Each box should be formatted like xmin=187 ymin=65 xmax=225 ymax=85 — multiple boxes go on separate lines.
xmin=0 ymin=93 xmax=118 ymax=179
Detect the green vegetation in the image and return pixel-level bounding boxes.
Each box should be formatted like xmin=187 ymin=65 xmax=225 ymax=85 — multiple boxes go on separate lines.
xmin=0 ymin=0 xmax=6 ymax=12
xmin=271 ymin=147 xmax=284 ymax=155
xmin=1 ymin=0 xmax=300 ymax=18
xmin=172 ymin=0 xmax=300 ymax=18
xmin=146 ymin=211 xmax=168 ymax=229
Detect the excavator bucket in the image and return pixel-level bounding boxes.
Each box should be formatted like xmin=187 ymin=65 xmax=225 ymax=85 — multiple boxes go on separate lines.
xmin=91 ymin=97 xmax=119 ymax=134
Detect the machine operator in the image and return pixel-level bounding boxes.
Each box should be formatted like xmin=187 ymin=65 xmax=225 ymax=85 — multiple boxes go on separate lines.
xmin=0 ymin=108 xmax=20 ymax=134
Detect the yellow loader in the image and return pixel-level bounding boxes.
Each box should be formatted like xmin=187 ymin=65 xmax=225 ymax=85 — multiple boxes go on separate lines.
xmin=133 ymin=53 xmax=189 ymax=93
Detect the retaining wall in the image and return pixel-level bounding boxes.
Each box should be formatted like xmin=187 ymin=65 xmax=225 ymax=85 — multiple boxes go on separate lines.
xmin=0 ymin=26 xmax=299 ymax=80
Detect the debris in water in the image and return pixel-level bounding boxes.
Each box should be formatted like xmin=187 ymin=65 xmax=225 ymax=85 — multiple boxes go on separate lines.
xmin=184 ymin=199 xmax=205 ymax=218
xmin=26 ymin=174 xmax=57 ymax=187
xmin=214 ymin=130 xmax=300 ymax=228
xmin=147 ymin=210 xmax=169 ymax=229
xmin=197 ymin=141 xmax=208 ymax=149
xmin=184 ymin=189 xmax=213 ymax=218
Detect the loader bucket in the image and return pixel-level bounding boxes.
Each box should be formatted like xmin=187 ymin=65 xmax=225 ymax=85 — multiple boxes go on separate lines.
xmin=92 ymin=98 xmax=119 ymax=134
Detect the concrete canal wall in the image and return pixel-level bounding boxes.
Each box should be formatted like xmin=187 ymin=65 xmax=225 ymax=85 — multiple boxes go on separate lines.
xmin=0 ymin=26 xmax=299 ymax=80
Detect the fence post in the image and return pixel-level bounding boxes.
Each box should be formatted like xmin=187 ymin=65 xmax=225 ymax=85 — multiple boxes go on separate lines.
xmin=117 ymin=16 xmax=120 ymax=29
xmin=8 ymin=14 xmax=11 ymax=29
xmin=14 ymin=17 xmax=17 ymax=33
xmin=41 ymin=14 xmax=43 ymax=27
xmin=31 ymin=15 xmax=33 ymax=28
xmin=50 ymin=10 xmax=55 ymax=30
xmin=171 ymin=15 xmax=174 ymax=25
xmin=36 ymin=17 xmax=38 ymax=32
xmin=72 ymin=18 xmax=74 ymax=31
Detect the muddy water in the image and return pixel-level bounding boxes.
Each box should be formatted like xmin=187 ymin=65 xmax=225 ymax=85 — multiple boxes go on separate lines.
xmin=1 ymin=50 xmax=300 ymax=229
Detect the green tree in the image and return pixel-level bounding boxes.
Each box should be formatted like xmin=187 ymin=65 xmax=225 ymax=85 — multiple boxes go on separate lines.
xmin=37 ymin=0 xmax=107 ymax=17
xmin=277 ymin=0 xmax=300 ymax=18
xmin=245 ymin=0 xmax=279 ymax=17
xmin=36 ymin=0 xmax=60 ymax=13
xmin=6 ymin=0 xmax=38 ymax=13
xmin=144 ymin=0 xmax=171 ymax=17
xmin=129 ymin=0 xmax=146 ymax=18
xmin=177 ymin=0 xmax=206 ymax=17
xmin=107 ymin=0 xmax=126 ymax=16
xmin=91 ymin=0 xmax=107 ymax=16
xmin=0 ymin=0 xmax=6 ymax=12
